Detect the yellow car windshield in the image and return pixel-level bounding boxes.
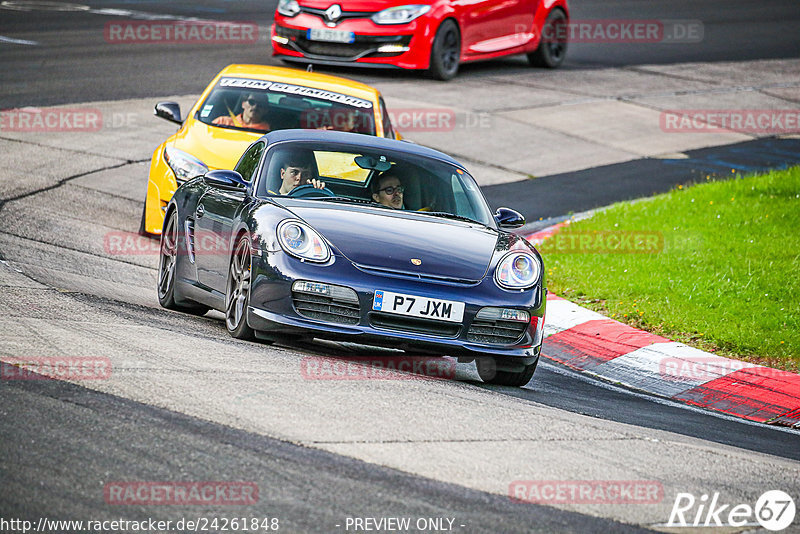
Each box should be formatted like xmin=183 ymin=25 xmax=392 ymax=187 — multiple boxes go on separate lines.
xmin=198 ymin=77 xmax=376 ymax=135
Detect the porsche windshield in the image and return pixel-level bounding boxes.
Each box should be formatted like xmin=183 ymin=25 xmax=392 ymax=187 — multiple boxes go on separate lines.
xmin=257 ymin=142 xmax=494 ymax=227
xmin=197 ymin=77 xmax=376 ymax=135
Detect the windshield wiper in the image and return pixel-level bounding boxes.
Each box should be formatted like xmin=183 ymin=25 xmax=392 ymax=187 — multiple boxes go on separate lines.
xmin=417 ymin=211 xmax=485 ymax=226
xmin=310 ymin=197 xmax=410 ymax=210
xmin=310 ymin=199 xmax=487 ymax=224
xmin=314 ymin=196 xmax=375 ymax=205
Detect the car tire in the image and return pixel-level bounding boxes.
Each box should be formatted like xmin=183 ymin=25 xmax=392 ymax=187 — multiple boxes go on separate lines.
xmin=428 ymin=19 xmax=460 ymax=81
xmin=476 ymin=357 xmax=538 ymax=387
xmin=225 ymin=235 xmax=256 ymax=340
xmin=527 ymin=9 xmax=567 ymax=68
xmin=157 ymin=209 xmax=209 ymax=315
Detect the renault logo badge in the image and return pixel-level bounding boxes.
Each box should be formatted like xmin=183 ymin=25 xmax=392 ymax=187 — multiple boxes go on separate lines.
xmin=411 ymin=258 xmax=422 ymax=266
xmin=325 ymin=4 xmax=342 ymax=23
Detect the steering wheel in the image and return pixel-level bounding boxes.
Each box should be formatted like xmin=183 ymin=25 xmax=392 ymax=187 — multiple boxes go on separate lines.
xmin=287 ymin=184 xmax=335 ymax=198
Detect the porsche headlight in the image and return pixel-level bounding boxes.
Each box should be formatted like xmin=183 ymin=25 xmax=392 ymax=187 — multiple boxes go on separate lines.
xmin=277 ymin=220 xmax=330 ymax=262
xmin=371 ymin=5 xmax=431 ymax=25
xmin=277 ymin=0 xmax=300 ymax=17
xmin=164 ymin=147 xmax=208 ymax=184
xmin=495 ymin=252 xmax=540 ymax=290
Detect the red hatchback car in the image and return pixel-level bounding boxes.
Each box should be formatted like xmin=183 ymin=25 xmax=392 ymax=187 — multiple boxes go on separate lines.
xmin=271 ymin=1 xmax=569 ymax=80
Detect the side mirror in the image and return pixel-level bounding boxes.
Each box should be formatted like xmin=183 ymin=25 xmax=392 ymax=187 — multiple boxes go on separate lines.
xmin=495 ymin=207 xmax=525 ymax=229
xmin=203 ymin=170 xmax=247 ymax=191
xmin=154 ymin=102 xmax=182 ymax=125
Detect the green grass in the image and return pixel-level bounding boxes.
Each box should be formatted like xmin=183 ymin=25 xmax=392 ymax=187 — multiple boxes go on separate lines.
xmin=540 ymin=166 xmax=800 ymax=371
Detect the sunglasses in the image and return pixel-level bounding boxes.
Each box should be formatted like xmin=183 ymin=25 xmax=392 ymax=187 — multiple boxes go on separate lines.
xmin=245 ymin=98 xmax=265 ymax=107
xmin=378 ymin=185 xmax=404 ymax=195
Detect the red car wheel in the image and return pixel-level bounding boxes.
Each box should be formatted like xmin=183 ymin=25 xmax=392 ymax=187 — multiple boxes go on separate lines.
xmin=428 ymin=19 xmax=460 ymax=81
xmin=528 ymin=8 xmax=568 ymax=68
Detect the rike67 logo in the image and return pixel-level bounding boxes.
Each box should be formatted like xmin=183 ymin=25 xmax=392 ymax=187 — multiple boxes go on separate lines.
xmin=668 ymin=490 xmax=796 ymax=531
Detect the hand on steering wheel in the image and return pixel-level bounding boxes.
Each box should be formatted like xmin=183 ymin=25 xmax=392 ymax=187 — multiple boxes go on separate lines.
xmin=288 ymin=183 xmax=335 ymax=198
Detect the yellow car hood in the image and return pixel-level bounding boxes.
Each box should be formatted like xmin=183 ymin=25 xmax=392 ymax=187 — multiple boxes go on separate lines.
xmin=172 ymin=120 xmax=263 ymax=171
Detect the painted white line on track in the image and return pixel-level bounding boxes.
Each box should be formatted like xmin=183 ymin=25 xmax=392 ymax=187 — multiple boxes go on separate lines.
xmin=88 ymin=7 xmax=210 ymax=22
xmin=0 ymin=2 xmax=270 ymax=43
xmin=0 ymin=1 xmax=88 ymax=11
xmin=1 ymin=1 xmax=220 ymax=23
xmin=0 ymin=35 xmax=39 ymax=45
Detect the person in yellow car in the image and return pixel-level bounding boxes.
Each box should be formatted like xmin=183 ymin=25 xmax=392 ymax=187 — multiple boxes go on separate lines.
xmin=212 ymin=92 xmax=271 ymax=132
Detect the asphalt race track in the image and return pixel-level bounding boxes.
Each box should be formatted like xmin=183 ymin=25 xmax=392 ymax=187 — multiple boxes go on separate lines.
xmin=2 ymin=0 xmax=800 ymax=107
xmin=1 ymin=1 xmax=799 ymax=533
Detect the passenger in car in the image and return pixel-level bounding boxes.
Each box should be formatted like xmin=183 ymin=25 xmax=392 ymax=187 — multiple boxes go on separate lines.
xmin=371 ymin=172 xmax=405 ymax=209
xmin=372 ymin=170 xmax=437 ymax=211
xmin=301 ymin=106 xmax=366 ymax=134
xmin=328 ymin=107 xmax=364 ymax=133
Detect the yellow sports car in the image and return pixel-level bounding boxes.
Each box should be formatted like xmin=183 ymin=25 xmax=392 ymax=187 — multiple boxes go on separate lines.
xmin=141 ymin=64 xmax=400 ymax=235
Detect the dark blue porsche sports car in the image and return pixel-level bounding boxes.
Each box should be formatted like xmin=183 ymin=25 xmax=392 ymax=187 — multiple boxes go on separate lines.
xmin=157 ymin=130 xmax=546 ymax=386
